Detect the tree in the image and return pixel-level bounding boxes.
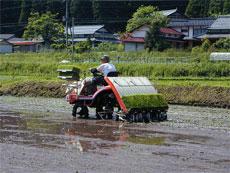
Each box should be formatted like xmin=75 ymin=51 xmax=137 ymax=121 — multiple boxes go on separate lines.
xmin=144 ymin=12 xmax=170 ymax=51
xmin=223 ymin=0 xmax=230 ymax=14
xmin=126 ymin=6 xmax=158 ymax=32
xmin=31 ymin=0 xmax=46 ymax=13
xmin=70 ymin=0 xmax=93 ymax=24
xmin=23 ymin=12 xmax=64 ymax=46
xmin=46 ymin=0 xmax=65 ymax=19
xmin=185 ymin=0 xmax=210 ymax=17
xmin=0 ymin=0 xmax=189 ymax=36
xmin=0 ymin=0 xmax=21 ymax=35
xmin=208 ymin=0 xmax=224 ymax=16
xmin=18 ymin=0 xmax=32 ymax=24
xmin=213 ymin=38 xmax=230 ymax=50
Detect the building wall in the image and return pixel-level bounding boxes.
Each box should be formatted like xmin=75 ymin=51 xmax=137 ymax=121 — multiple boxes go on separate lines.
xmin=173 ymin=27 xmax=181 ymax=32
xmin=124 ymin=42 xmax=144 ymax=52
xmin=13 ymin=44 xmax=39 ymax=52
xmin=0 ymin=44 xmax=13 ymax=53
xmin=136 ymin=43 xmax=145 ymax=51
xmin=188 ymin=26 xmax=193 ymax=38
xmin=132 ymin=26 xmax=149 ymax=38
xmin=125 ymin=43 xmax=136 ymax=51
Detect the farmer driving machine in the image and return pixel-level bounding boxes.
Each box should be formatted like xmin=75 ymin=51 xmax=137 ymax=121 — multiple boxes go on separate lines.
xmin=58 ymin=66 xmax=168 ymax=122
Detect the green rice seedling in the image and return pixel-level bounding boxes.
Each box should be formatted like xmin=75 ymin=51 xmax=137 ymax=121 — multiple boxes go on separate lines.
xmin=122 ymin=94 xmax=168 ymax=109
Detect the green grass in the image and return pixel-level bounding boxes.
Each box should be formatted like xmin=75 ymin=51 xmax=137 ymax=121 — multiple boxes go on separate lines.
xmin=0 ymin=75 xmax=59 ymax=90
xmin=1 ymin=51 xmax=230 ymax=91
xmin=0 ymin=49 xmax=205 ymax=64
xmin=153 ymin=78 xmax=230 ymax=88
xmin=0 ymin=51 xmax=68 ymax=64
xmin=1 ymin=61 xmax=229 ymax=79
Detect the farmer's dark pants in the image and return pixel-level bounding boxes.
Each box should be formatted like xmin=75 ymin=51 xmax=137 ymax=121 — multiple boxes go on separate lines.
xmin=92 ymin=76 xmax=106 ymax=86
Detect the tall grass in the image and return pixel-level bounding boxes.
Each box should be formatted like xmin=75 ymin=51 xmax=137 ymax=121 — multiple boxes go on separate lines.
xmin=0 ymin=49 xmax=193 ymax=64
xmin=0 ymin=51 xmax=229 ymax=78
xmin=0 ymin=52 xmax=68 ymax=64
xmin=74 ymin=49 xmax=194 ymax=63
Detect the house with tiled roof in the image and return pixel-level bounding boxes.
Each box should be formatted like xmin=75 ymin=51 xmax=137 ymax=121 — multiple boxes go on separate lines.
xmin=169 ymin=17 xmax=215 ymax=46
xmin=122 ymin=25 xmax=185 ymax=51
xmin=121 ymin=9 xmax=216 ymax=51
xmin=198 ymin=15 xmax=230 ymax=40
xmin=0 ymin=33 xmax=43 ymax=53
xmin=66 ymin=25 xmax=119 ymax=46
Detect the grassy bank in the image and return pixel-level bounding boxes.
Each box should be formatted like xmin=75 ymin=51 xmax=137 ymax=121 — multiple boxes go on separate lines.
xmin=0 ymin=51 xmax=229 ymax=108
xmin=0 ymin=80 xmax=229 ymax=108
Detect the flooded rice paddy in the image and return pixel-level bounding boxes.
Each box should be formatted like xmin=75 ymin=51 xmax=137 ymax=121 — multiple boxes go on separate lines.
xmin=0 ymin=96 xmax=230 ymax=173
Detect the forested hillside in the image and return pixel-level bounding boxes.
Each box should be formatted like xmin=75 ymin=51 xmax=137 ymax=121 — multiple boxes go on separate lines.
xmin=0 ymin=0 xmax=229 ymax=36
xmin=185 ymin=0 xmax=230 ymax=17
xmin=0 ymin=0 xmax=188 ymax=36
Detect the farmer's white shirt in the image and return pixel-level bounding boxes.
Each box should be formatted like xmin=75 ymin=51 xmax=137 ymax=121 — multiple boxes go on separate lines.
xmin=97 ymin=63 xmax=116 ymax=76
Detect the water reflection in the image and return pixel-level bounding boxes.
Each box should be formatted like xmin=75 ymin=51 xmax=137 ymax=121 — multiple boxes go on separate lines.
xmin=0 ymin=110 xmax=211 ymax=152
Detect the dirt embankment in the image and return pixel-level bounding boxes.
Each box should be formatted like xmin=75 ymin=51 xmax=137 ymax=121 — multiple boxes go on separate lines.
xmin=158 ymin=85 xmax=230 ymax=108
xmin=0 ymin=81 xmax=65 ymax=98
xmin=0 ymin=81 xmax=229 ymax=108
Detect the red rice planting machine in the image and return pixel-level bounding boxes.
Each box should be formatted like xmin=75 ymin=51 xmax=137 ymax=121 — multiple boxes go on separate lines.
xmin=58 ymin=68 xmax=168 ymax=122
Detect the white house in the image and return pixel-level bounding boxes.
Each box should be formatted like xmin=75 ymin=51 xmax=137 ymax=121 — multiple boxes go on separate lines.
xmin=0 ymin=34 xmax=15 ymax=53
xmin=0 ymin=39 xmax=13 ymax=53
xmin=121 ymin=9 xmax=216 ymax=51
xmin=122 ymin=25 xmax=185 ymax=51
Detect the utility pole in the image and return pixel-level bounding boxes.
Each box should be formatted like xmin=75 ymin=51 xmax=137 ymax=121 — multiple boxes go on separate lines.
xmin=65 ymin=0 xmax=68 ymax=47
xmin=72 ymin=17 xmax=75 ymax=60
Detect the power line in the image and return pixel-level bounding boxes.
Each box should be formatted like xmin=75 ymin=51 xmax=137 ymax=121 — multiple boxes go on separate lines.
xmin=0 ymin=22 xmax=27 ymax=26
xmin=0 ymin=19 xmax=129 ymax=28
xmin=0 ymin=0 xmax=63 ymax=12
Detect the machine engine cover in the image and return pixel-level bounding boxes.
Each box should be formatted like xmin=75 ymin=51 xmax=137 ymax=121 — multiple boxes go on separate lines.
xmin=107 ymin=77 xmax=158 ymax=96
xmin=105 ymin=77 xmax=163 ymax=113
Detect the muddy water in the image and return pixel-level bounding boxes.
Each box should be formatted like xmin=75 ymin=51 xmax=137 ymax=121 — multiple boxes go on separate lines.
xmin=0 ymin=96 xmax=230 ymax=173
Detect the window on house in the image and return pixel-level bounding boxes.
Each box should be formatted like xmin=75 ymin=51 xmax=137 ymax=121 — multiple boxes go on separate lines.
xmin=194 ymin=26 xmax=207 ymax=36
xmin=75 ymin=34 xmax=84 ymax=38
xmin=181 ymin=27 xmax=188 ymax=33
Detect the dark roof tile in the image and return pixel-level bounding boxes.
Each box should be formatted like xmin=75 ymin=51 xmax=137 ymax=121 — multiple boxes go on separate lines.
xmin=0 ymin=34 xmax=15 ymax=40
xmin=209 ymin=15 xmax=230 ymax=30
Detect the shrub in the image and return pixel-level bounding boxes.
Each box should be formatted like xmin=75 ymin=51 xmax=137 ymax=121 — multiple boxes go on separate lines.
xmin=93 ymin=42 xmax=123 ymax=52
xmin=191 ymin=46 xmax=202 ymax=54
xmin=75 ymin=40 xmax=92 ymax=53
xmin=201 ymin=38 xmax=211 ymax=52
xmin=213 ymin=38 xmax=230 ymax=51
xmin=51 ymin=43 xmax=66 ymax=50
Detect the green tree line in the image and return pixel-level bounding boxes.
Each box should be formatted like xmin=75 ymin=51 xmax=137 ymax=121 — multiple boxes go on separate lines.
xmin=185 ymin=0 xmax=230 ymax=17
xmin=1 ymin=0 xmax=229 ymax=36
xmin=1 ymin=0 xmax=188 ymax=36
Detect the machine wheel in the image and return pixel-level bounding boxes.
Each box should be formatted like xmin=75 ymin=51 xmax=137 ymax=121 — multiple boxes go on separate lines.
xmin=143 ymin=111 xmax=151 ymax=123
xmin=95 ymin=92 xmax=116 ymax=120
xmin=158 ymin=112 xmax=167 ymax=121
xmin=96 ymin=106 xmax=113 ymax=120
xmin=72 ymin=104 xmax=89 ymax=118
xmin=96 ymin=106 xmax=103 ymax=119
xmin=127 ymin=109 xmax=167 ymax=123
